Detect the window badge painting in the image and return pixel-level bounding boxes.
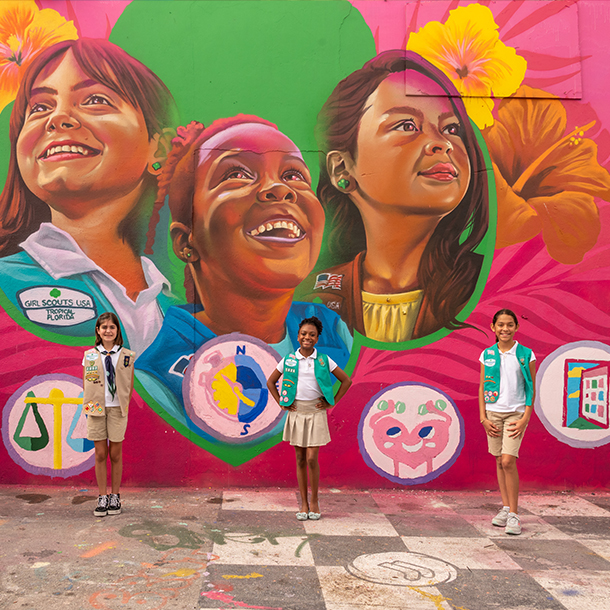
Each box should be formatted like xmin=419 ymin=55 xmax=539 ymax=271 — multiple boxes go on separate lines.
xmin=536 ymin=342 xmax=610 ymax=448
xmin=183 ymin=334 xmax=284 ymax=443
xmin=358 ymin=382 xmax=464 ymax=485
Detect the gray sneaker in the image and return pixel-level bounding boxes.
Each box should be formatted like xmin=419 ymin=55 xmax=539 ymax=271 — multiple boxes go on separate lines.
xmin=492 ymin=506 xmax=509 ymax=527
xmin=505 ymin=513 xmax=522 ymax=535
xmin=108 ymin=493 xmax=121 ymax=515
xmin=94 ymin=495 xmax=108 ymax=517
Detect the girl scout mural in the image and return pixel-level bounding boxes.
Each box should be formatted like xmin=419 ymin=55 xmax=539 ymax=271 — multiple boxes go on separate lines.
xmin=1 ymin=0 xmax=609 ymax=488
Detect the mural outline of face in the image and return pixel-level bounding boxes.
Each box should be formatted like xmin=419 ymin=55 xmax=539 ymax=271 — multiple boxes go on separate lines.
xmin=347 ymin=70 xmax=471 ymax=216
xmin=16 ymin=50 xmax=159 ymax=216
xmin=190 ymin=123 xmax=325 ymax=292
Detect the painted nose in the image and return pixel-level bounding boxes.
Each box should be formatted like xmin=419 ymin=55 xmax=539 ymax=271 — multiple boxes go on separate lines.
xmin=424 ymin=138 xmax=453 ymax=155
xmin=257 ymin=181 xmax=296 ymax=203
xmin=46 ymin=109 xmax=81 ymax=132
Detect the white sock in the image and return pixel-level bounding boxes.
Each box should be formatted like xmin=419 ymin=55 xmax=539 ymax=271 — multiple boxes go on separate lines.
xmin=503 ymin=505 xmax=510 ymax=511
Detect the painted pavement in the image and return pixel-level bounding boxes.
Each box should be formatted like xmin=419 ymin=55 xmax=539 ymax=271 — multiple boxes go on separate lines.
xmin=0 ymin=487 xmax=609 ymax=609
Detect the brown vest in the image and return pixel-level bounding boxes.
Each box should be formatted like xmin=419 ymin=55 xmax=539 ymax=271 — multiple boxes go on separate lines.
xmin=83 ymin=347 xmax=135 ymax=417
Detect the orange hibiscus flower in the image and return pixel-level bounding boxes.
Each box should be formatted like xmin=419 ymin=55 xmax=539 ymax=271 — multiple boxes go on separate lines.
xmin=483 ymin=86 xmax=610 ymax=264
xmin=0 ymin=1 xmax=78 ymax=114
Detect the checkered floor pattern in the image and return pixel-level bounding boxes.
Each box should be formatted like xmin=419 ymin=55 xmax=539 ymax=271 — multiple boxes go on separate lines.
xmin=198 ymin=489 xmax=610 ymax=610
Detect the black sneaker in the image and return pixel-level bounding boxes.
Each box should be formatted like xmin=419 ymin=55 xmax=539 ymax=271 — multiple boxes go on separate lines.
xmin=94 ymin=495 xmax=108 ymax=517
xmin=108 ymin=493 xmax=121 ymax=515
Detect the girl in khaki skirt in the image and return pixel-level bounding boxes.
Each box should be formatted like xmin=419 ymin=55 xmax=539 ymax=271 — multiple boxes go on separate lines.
xmin=267 ymin=316 xmax=352 ymax=520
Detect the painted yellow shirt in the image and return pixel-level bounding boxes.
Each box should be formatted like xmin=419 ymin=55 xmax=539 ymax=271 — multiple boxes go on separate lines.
xmin=362 ymin=289 xmax=424 ymax=343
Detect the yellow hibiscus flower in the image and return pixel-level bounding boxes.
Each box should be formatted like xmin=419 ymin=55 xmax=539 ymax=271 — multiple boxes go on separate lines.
xmin=407 ymin=3 xmax=527 ymax=129
xmin=0 ymin=0 xmax=78 ymax=114
xmin=483 ymin=86 xmax=610 ymax=264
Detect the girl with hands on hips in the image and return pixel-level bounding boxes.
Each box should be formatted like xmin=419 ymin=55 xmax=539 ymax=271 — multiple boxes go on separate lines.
xmin=267 ymin=316 xmax=351 ymax=521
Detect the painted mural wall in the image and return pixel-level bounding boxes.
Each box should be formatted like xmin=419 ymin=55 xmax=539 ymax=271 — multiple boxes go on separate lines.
xmin=1 ymin=0 xmax=609 ymax=489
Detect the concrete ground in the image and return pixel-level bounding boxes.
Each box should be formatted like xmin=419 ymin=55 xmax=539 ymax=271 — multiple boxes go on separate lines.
xmin=0 ymin=487 xmax=609 ymax=610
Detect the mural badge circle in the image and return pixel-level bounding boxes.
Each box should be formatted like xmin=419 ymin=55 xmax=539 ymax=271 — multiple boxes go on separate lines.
xmin=536 ymin=341 xmax=610 ymax=448
xmin=2 ymin=374 xmax=94 ymax=478
xmin=358 ymin=382 xmax=464 ymax=485
xmin=183 ymin=333 xmax=283 ymax=443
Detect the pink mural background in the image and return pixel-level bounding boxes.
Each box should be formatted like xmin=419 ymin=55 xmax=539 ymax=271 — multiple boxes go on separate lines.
xmin=1 ymin=0 xmax=609 ymax=489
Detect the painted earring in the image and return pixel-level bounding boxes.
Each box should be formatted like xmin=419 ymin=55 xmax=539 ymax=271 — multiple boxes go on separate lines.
xmin=183 ymin=248 xmax=192 ymax=259
xmin=337 ymin=178 xmax=350 ymax=190
xmin=152 ymin=162 xmax=162 ymax=171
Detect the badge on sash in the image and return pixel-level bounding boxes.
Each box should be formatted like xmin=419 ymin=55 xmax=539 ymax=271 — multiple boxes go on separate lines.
xmin=83 ymin=401 xmax=103 ymax=415
xmin=85 ymin=371 xmax=100 ymax=383
xmin=124 ymin=355 xmax=131 ymax=367
xmin=318 ymin=357 xmax=326 ymax=367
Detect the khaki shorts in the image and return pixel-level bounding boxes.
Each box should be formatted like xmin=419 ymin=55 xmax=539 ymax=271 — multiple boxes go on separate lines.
xmin=486 ymin=410 xmax=527 ymax=458
xmin=86 ymin=407 xmax=128 ymax=443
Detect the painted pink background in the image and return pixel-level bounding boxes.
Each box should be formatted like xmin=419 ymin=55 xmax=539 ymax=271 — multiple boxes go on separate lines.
xmin=2 ymin=0 xmax=608 ymax=489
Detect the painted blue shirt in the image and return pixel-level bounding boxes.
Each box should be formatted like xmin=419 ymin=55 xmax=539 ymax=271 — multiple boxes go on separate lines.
xmin=134 ymin=302 xmax=353 ymax=433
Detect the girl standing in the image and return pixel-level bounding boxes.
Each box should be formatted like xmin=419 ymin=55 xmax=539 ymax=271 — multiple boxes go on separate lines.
xmin=83 ymin=312 xmax=135 ymax=517
xmin=267 ymin=316 xmax=352 ymax=520
xmin=479 ymin=309 xmax=536 ymax=535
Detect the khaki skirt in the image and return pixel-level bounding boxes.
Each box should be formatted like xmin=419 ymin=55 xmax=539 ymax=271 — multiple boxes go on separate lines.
xmin=283 ymin=399 xmax=331 ymax=447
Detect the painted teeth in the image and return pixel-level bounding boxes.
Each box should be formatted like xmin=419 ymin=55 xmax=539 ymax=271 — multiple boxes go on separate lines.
xmin=45 ymin=145 xmax=90 ymax=157
xmin=250 ymin=220 xmax=302 ymax=238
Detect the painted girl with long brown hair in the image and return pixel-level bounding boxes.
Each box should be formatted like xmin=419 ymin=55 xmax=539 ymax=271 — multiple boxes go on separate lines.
xmin=0 ymin=39 xmax=177 ymax=353
xmin=299 ymin=50 xmax=489 ymax=343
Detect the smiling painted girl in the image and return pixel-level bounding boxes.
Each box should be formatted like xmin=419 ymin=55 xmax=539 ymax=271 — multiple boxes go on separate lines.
xmin=299 ymin=50 xmax=489 ymax=342
xmin=0 ymin=39 xmax=178 ymax=353
xmin=135 ymin=117 xmax=352 ymax=426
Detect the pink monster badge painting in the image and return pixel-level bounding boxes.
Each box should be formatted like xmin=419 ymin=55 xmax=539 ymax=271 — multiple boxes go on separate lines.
xmin=359 ymin=382 xmax=464 ymax=484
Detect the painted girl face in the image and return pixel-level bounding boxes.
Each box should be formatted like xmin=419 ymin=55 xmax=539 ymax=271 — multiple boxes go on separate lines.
xmin=191 ymin=123 xmax=325 ymax=291
xmin=16 ymin=50 xmax=158 ymax=214
xmin=350 ymin=70 xmax=471 ymax=215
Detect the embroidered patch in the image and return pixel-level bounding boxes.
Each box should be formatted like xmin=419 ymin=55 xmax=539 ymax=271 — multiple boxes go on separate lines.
xmin=124 ymin=355 xmax=131 ymax=367
xmin=83 ymin=401 xmax=103 ymax=415
xmin=85 ymin=371 xmax=100 ymax=383
xmin=318 ymin=358 xmax=326 ymax=367
xmin=483 ymin=390 xmax=498 ymax=402
xmin=285 ymin=358 xmax=297 ymax=367
xmin=314 ymin=273 xmax=343 ymax=290
xmin=484 ymin=359 xmax=496 ymax=367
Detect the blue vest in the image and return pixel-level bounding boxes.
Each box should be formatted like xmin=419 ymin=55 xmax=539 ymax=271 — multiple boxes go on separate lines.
xmin=483 ymin=343 xmax=534 ymax=405
xmin=280 ymin=352 xmax=335 ymax=406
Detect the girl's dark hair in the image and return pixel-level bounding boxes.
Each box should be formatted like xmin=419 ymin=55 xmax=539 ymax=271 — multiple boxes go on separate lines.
xmin=0 ymin=38 xmax=178 ymax=257
xmin=316 ymin=49 xmax=489 ymax=332
xmin=492 ymin=309 xmax=519 ymax=326
xmin=299 ymin=316 xmax=323 ymax=336
xmin=94 ymin=312 xmax=124 ymax=347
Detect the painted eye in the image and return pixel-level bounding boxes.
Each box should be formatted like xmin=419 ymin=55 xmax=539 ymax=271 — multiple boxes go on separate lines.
xmin=392 ymin=119 xmax=418 ymax=132
xmin=283 ymin=168 xmax=306 ymax=182
xmin=442 ymin=122 xmax=462 ymax=136
xmin=224 ymin=167 xmax=252 ymax=180
xmin=418 ymin=426 xmax=435 ymax=439
xmin=84 ymin=94 xmax=112 ymax=106
xmin=386 ymin=426 xmax=402 ymax=438
xmin=28 ymin=102 xmax=50 ymax=115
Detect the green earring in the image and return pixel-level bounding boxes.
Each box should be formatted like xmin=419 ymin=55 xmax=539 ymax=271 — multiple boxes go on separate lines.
xmin=152 ymin=162 xmax=162 ymax=171
xmin=337 ymin=178 xmax=350 ymax=190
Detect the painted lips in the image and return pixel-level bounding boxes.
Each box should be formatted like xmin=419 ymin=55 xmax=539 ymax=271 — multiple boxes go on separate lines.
xmin=418 ymin=163 xmax=458 ymax=181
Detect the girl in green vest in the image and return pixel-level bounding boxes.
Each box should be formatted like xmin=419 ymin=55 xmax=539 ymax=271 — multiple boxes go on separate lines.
xmin=479 ymin=309 xmax=536 ymax=535
xmin=267 ymin=316 xmax=352 ymax=520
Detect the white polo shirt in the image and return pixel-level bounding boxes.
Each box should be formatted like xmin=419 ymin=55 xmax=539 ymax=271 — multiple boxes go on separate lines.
xmin=276 ymin=348 xmax=337 ymax=401
xmin=480 ymin=341 xmax=536 ymax=413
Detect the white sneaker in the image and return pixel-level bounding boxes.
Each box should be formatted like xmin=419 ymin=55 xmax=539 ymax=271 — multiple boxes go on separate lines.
xmin=505 ymin=513 xmax=522 ymax=535
xmin=492 ymin=506 xmax=509 ymax=527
